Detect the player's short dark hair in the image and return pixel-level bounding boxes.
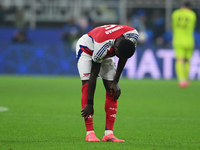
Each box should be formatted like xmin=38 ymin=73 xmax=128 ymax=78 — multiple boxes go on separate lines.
xmin=183 ymin=1 xmax=192 ymax=8
xmin=118 ymin=39 xmax=136 ymax=58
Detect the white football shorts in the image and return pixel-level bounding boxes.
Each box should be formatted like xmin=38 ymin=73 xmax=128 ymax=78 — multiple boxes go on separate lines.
xmin=76 ymin=42 xmax=116 ymax=81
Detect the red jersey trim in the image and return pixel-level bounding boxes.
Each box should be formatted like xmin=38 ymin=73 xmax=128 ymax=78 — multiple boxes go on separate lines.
xmin=80 ymin=45 xmax=93 ymax=56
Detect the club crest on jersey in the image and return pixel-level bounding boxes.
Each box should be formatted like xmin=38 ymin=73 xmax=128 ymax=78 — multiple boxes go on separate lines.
xmin=105 ymin=26 xmax=124 ymax=35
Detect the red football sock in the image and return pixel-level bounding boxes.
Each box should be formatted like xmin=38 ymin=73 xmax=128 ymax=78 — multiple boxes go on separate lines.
xmin=81 ymin=83 xmax=94 ymax=131
xmin=105 ymin=92 xmax=118 ymax=131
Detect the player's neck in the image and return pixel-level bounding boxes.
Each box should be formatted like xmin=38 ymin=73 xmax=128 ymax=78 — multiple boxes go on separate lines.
xmin=182 ymin=7 xmax=190 ymax=10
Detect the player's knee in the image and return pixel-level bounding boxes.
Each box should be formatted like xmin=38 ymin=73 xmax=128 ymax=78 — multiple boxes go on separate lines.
xmin=82 ymin=80 xmax=89 ymax=86
xmin=176 ymin=58 xmax=184 ymax=62
xmin=185 ymin=58 xmax=189 ymax=62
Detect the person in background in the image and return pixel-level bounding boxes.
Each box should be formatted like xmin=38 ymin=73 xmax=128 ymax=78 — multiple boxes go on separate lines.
xmin=76 ymin=24 xmax=139 ymax=142
xmin=12 ymin=29 xmax=30 ymax=44
xmin=151 ymin=10 xmax=165 ymax=45
xmin=78 ymin=17 xmax=95 ymax=35
xmin=130 ymin=9 xmax=147 ymax=44
xmin=172 ymin=1 xmax=197 ymax=88
xmin=61 ymin=18 xmax=81 ymax=55
xmin=14 ymin=8 xmax=27 ymax=30
xmin=61 ymin=18 xmax=81 ymax=45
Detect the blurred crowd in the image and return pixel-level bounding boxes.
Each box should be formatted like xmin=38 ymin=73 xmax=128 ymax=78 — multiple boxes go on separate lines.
xmin=0 ymin=2 xmax=200 ymax=48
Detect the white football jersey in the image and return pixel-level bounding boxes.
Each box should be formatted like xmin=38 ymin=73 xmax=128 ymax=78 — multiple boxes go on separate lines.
xmin=78 ymin=24 xmax=139 ymax=63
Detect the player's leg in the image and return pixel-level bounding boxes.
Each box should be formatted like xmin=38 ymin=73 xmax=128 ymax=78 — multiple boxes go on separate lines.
xmin=81 ymin=80 xmax=100 ymax=142
xmin=81 ymin=81 xmax=93 ymax=131
xmin=76 ymin=44 xmax=100 ymax=142
xmin=102 ymin=79 xmax=117 ymax=132
xmin=180 ymin=59 xmax=190 ymax=88
xmin=185 ymin=59 xmax=190 ymax=80
xmin=183 ymin=47 xmax=194 ymax=87
xmin=99 ymin=57 xmax=125 ymax=142
xmin=175 ymin=58 xmax=185 ymax=80
xmin=101 ymin=79 xmax=124 ymax=142
xmin=174 ymin=46 xmax=185 ymax=81
xmin=185 ymin=46 xmax=194 ymax=79
xmin=174 ymin=46 xmax=187 ymax=87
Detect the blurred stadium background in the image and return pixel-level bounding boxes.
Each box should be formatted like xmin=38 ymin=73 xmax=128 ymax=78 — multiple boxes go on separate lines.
xmin=0 ymin=0 xmax=200 ymax=80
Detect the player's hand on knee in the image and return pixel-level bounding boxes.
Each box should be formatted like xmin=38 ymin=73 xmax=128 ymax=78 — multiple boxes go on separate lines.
xmin=81 ymin=104 xmax=94 ymax=121
xmin=110 ymin=82 xmax=121 ymax=100
xmin=114 ymin=88 xmax=121 ymax=100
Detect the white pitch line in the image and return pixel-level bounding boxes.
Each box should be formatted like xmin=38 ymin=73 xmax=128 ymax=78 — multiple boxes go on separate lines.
xmin=0 ymin=106 xmax=9 ymax=112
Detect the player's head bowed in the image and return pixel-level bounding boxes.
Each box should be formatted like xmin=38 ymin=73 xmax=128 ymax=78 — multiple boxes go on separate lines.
xmin=117 ymin=39 xmax=136 ymax=58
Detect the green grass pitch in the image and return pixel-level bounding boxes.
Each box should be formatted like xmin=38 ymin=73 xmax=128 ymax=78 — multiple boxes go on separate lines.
xmin=0 ymin=76 xmax=200 ymax=150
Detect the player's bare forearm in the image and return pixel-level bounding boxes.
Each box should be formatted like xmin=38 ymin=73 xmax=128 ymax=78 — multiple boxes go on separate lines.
xmin=88 ymin=61 xmax=101 ymax=100
xmin=110 ymin=58 xmax=127 ymax=100
xmin=114 ymin=58 xmax=127 ymax=83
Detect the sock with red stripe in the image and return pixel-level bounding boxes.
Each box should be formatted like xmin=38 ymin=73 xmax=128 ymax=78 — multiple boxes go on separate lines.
xmin=105 ymin=92 xmax=118 ymax=131
xmin=81 ymin=83 xmax=94 ymax=131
